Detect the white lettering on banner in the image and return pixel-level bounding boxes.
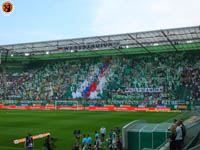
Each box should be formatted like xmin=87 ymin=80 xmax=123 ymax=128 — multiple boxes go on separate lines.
xmin=8 ymin=95 xmax=21 ymax=98
xmin=125 ymin=87 xmax=163 ymax=93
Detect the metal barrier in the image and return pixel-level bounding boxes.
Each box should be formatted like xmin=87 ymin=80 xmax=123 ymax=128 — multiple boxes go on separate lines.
xmin=182 ymin=119 xmax=200 ymax=150
xmin=189 ymin=144 xmax=200 ymax=150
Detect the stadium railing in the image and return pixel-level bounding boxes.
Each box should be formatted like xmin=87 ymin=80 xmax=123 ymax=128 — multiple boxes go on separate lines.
xmin=189 ymin=144 xmax=200 ymax=150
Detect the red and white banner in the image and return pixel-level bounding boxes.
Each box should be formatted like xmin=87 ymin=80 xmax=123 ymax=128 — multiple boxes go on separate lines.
xmin=0 ymin=105 xmax=171 ymax=111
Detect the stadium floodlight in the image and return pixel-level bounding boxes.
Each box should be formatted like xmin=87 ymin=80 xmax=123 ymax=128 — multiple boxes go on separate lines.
xmin=25 ymin=53 xmax=30 ymax=56
xmin=11 ymin=54 xmax=14 ymax=57
xmin=71 ymin=50 xmax=74 ymax=53
xmin=46 ymin=51 xmax=49 ymax=55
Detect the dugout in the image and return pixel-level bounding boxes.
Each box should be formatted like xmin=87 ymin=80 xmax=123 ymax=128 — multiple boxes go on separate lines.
xmin=122 ymin=121 xmax=173 ymax=150
xmin=122 ymin=119 xmax=199 ymax=150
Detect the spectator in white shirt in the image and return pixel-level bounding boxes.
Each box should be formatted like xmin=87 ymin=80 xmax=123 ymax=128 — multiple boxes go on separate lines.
xmin=175 ymin=121 xmax=183 ymax=150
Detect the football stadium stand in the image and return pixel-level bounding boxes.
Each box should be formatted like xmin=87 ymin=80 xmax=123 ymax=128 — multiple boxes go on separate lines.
xmin=0 ymin=25 xmax=200 ymax=108
xmin=0 ymin=51 xmax=199 ymax=103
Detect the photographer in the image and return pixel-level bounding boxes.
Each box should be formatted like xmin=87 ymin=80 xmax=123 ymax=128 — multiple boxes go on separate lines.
xmin=74 ymin=129 xmax=81 ymax=142
xmin=25 ymin=133 xmax=34 ymax=150
xmin=43 ymin=135 xmax=57 ymax=150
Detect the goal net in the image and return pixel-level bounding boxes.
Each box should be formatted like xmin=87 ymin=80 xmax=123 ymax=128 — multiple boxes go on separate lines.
xmin=55 ymin=101 xmax=79 ymax=110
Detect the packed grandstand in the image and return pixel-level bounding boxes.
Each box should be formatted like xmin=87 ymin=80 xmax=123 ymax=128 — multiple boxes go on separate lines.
xmin=0 ymin=52 xmax=200 ymax=103
xmin=0 ymin=25 xmax=200 ymax=108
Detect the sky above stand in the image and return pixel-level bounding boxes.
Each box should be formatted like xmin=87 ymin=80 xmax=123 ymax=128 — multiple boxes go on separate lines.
xmin=0 ymin=0 xmax=200 ymax=45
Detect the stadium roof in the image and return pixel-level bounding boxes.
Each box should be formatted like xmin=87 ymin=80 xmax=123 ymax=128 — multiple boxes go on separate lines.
xmin=0 ymin=25 xmax=200 ymax=60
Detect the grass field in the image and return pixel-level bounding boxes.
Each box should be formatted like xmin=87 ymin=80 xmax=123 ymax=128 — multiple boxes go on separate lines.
xmin=0 ymin=109 xmax=182 ymax=150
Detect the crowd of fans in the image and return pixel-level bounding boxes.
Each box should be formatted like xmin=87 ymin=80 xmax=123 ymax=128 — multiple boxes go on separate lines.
xmin=0 ymin=51 xmax=200 ymax=103
xmin=73 ymin=127 xmax=122 ymax=150
xmin=0 ymin=74 xmax=4 ymax=100
xmin=106 ymin=52 xmax=200 ymax=102
xmin=182 ymin=66 xmax=200 ymax=101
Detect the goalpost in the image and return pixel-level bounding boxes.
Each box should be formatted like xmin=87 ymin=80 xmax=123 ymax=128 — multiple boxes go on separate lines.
xmin=55 ymin=100 xmax=79 ymax=110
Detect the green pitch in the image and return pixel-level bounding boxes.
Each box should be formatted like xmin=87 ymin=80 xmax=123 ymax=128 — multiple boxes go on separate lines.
xmin=0 ymin=109 xmax=182 ymax=150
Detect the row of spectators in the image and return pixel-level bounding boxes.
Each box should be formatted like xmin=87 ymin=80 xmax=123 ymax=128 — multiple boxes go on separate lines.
xmin=0 ymin=51 xmax=200 ymax=102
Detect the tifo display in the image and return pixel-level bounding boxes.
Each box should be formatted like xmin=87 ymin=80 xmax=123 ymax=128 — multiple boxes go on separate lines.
xmin=0 ymin=52 xmax=200 ymax=104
